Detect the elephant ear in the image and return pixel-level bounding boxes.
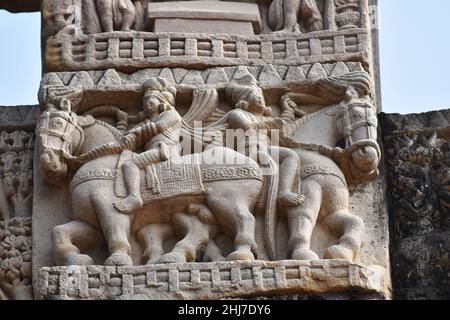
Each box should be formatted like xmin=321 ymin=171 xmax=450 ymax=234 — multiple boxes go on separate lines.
xmin=77 ymin=115 xmax=96 ymax=128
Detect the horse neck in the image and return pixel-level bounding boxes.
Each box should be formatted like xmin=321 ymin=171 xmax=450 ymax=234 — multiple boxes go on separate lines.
xmin=77 ymin=121 xmax=121 ymax=155
xmin=287 ymin=105 xmax=339 ymax=147
xmin=295 ymin=147 xmax=340 ymax=169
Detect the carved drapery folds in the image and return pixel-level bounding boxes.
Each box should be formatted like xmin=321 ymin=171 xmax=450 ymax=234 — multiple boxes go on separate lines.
xmin=0 ymin=131 xmax=34 ymax=220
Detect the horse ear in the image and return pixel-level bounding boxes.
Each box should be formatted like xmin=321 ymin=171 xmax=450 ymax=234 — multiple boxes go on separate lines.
xmin=60 ymin=99 xmax=71 ymax=112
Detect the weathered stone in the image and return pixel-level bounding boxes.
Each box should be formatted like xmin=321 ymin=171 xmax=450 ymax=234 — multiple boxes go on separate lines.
xmin=381 ymin=109 xmax=450 ymax=300
xmin=2 ymin=0 xmax=393 ymax=302
xmin=39 ymin=260 xmax=388 ymax=300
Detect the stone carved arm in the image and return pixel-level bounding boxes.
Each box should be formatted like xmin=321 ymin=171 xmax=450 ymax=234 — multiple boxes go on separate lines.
xmin=122 ymin=112 xmax=180 ymax=148
xmin=226 ymin=109 xmax=283 ymax=131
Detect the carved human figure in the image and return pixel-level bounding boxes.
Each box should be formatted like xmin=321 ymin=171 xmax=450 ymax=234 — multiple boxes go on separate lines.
xmin=268 ymin=0 xmax=323 ymax=33
xmin=96 ymin=0 xmax=137 ymax=32
xmin=224 ymin=75 xmax=304 ymax=208
xmin=114 ymin=77 xmax=183 ymax=214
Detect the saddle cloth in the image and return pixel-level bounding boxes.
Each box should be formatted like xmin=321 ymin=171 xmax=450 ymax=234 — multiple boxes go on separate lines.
xmin=115 ymin=150 xmax=205 ymax=202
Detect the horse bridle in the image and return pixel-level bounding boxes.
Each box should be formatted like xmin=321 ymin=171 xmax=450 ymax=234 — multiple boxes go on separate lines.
xmin=38 ymin=109 xmax=85 ymax=159
xmin=335 ymin=100 xmax=378 ymax=147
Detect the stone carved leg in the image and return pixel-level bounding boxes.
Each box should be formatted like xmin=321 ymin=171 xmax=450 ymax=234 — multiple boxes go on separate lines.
xmin=96 ymin=0 xmax=114 ymax=32
xmin=113 ymin=162 xmax=144 ymax=214
xmin=287 ymin=179 xmax=321 ymax=260
xmin=53 ymin=220 xmax=102 ymax=266
xmin=91 ymin=192 xmax=133 ymax=266
xmin=323 ymin=210 xmax=365 ymax=261
xmin=270 ymin=146 xmax=304 ymax=208
xmin=138 ymin=223 xmax=173 ymax=264
xmin=120 ymin=0 xmax=136 ymax=31
xmin=206 ymin=183 xmax=258 ymax=261
xmin=114 ymin=147 xmax=168 ymax=214
xmin=159 ymin=211 xmax=216 ymax=263
xmin=283 ymin=0 xmax=301 ymax=32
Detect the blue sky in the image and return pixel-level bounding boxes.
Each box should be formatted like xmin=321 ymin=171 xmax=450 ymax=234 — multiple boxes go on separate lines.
xmin=0 ymin=0 xmax=449 ymax=114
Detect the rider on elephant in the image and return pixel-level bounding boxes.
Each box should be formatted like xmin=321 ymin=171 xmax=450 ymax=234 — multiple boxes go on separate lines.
xmin=113 ymin=77 xmax=183 ymax=214
xmin=224 ymin=75 xmax=304 ymax=208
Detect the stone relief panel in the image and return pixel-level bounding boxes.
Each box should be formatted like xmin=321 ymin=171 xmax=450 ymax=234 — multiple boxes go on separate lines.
xmin=34 ymin=67 xmax=389 ymax=299
xmin=42 ymin=0 xmax=372 ymax=72
xmin=0 ymin=132 xmax=34 ymax=220
xmin=43 ymin=0 xmax=369 ymax=36
xmin=0 ymin=106 xmax=38 ymax=300
xmin=0 ymin=217 xmax=32 ymax=300
xmin=382 ymin=110 xmax=450 ymax=300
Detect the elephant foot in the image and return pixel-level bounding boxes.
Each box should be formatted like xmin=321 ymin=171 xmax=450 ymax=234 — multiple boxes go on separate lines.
xmin=291 ymin=248 xmax=319 ymax=261
xmin=158 ymin=252 xmax=186 ymax=264
xmin=227 ymin=249 xmax=254 ymax=261
xmin=105 ymin=253 xmax=133 ymax=266
xmin=62 ymin=252 xmax=94 ymax=266
xmin=324 ymin=245 xmax=355 ymax=261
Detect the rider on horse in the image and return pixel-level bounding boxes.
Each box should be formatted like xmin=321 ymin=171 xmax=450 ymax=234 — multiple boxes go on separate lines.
xmin=113 ymin=77 xmax=183 ymax=214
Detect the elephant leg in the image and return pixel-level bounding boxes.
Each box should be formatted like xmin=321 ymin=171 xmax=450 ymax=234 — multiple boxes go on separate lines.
xmin=159 ymin=210 xmax=214 ymax=264
xmin=96 ymin=0 xmax=114 ymax=32
xmin=323 ymin=210 xmax=365 ymax=261
xmin=137 ymin=223 xmax=173 ymax=264
xmin=287 ymin=179 xmax=322 ymax=260
xmin=53 ymin=220 xmax=101 ymax=266
xmin=91 ymin=192 xmax=132 ymax=266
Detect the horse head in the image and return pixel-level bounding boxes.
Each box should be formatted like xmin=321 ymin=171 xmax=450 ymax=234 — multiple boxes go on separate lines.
xmin=37 ymin=101 xmax=84 ymax=185
xmin=332 ymin=92 xmax=380 ymax=183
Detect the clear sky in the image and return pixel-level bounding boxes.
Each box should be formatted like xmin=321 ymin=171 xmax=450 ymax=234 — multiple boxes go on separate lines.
xmin=0 ymin=0 xmax=449 ymax=114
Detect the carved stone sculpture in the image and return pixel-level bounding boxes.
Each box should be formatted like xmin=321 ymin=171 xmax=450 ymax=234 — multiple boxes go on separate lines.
xmin=96 ymin=0 xmax=137 ymax=32
xmin=27 ymin=0 xmax=392 ymax=300
xmin=268 ymin=0 xmax=323 ymax=33
xmin=381 ymin=110 xmax=450 ymax=300
xmin=38 ymin=77 xmax=276 ymax=267
xmin=0 ymin=108 xmax=37 ymax=301
xmin=0 ymin=218 xmax=33 ymax=300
